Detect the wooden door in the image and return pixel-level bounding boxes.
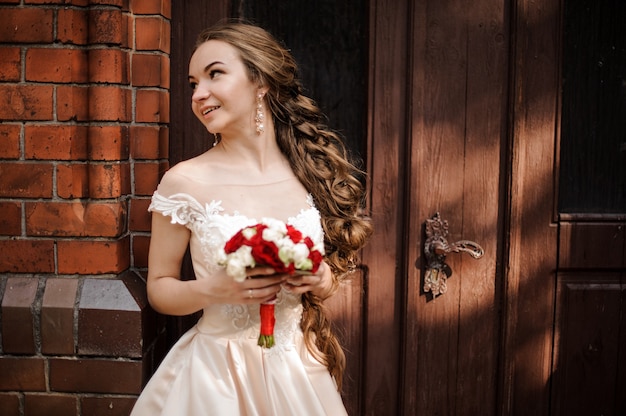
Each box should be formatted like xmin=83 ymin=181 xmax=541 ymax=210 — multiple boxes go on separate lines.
xmin=167 ymin=1 xmax=625 ymax=415
xmin=364 ymin=0 xmax=508 ymax=414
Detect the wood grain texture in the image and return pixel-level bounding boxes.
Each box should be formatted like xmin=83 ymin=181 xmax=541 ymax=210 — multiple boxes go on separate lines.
xmin=404 ymin=0 xmax=507 ymax=414
xmin=501 ymin=0 xmax=561 ymax=414
xmin=360 ymin=0 xmax=411 ymax=414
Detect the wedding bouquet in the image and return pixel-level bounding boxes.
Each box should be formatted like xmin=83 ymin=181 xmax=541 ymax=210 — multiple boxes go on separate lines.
xmin=220 ymin=218 xmax=324 ymax=348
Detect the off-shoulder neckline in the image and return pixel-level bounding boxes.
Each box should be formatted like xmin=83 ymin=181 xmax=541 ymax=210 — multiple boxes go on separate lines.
xmin=151 ymin=190 xmax=318 ymax=224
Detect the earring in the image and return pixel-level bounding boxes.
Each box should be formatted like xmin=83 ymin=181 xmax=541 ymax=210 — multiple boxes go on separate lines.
xmin=255 ymin=93 xmax=264 ymax=135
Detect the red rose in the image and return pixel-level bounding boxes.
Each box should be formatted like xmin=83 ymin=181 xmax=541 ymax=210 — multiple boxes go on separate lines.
xmin=286 ymin=225 xmax=303 ymax=243
xmin=308 ymin=249 xmax=323 ymax=273
xmin=251 ymin=240 xmax=283 ymax=270
xmin=224 ymin=230 xmax=246 ymax=253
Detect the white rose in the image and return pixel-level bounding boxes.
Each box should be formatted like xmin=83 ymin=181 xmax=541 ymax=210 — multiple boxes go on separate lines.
xmin=293 ymin=243 xmax=312 ymax=270
xmin=260 ymin=218 xmax=287 ymax=242
xmin=225 ymin=246 xmax=254 ymax=282
xmin=278 ymin=238 xmax=296 ymax=265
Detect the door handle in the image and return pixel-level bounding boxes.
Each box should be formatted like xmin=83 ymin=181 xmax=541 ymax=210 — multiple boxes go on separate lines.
xmin=423 ymin=212 xmax=484 ymax=298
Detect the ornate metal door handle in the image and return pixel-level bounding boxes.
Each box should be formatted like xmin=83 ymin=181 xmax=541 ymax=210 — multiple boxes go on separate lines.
xmin=423 ymin=212 xmax=484 ymax=298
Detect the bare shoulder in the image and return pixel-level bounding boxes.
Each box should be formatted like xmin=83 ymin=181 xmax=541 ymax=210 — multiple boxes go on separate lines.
xmin=165 ymin=150 xmax=222 ymax=182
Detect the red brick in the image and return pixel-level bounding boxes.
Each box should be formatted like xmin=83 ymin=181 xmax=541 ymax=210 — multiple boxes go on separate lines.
xmin=135 ymin=16 xmax=170 ymax=53
xmin=89 ymin=48 xmax=129 ymax=84
xmin=132 ymin=53 xmax=163 ymax=87
xmin=159 ymin=127 xmax=169 ymax=158
xmin=0 ymin=357 xmax=46 ymax=391
xmin=0 ymin=240 xmax=54 ymax=273
xmin=89 ymin=9 xmax=125 ymax=45
xmin=57 ymin=8 xmax=89 ymax=45
xmin=81 ymin=396 xmax=136 ymax=416
xmin=0 ymin=8 xmax=53 ymax=43
xmin=25 ymin=201 xmax=127 ymax=237
xmin=132 ymin=235 xmax=150 ymax=268
xmin=131 ymin=0 xmax=170 ymax=17
xmin=24 ymin=125 xmax=88 ymax=160
xmin=88 ymin=162 xmax=131 ymax=198
xmin=25 ymin=48 xmax=88 ymax=83
xmin=1 ymin=277 xmax=38 ymax=354
xmin=133 ymin=162 xmax=160 ymax=195
xmin=41 ymin=278 xmax=79 ymax=355
xmin=160 ymin=90 xmax=169 ymax=122
xmin=125 ymin=14 xmax=134 ymax=49
xmin=26 ymin=0 xmax=88 ymax=4
xmin=24 ymin=393 xmax=77 ymax=416
xmin=49 ymin=357 xmax=142 ymax=394
xmin=0 ymin=202 xmax=21 ymax=236
xmin=129 ymin=125 xmax=159 ymax=159
xmin=0 ymin=47 xmax=21 ymax=82
xmin=88 ymin=125 xmax=129 ymax=161
xmin=57 ymin=237 xmax=130 ymax=274
xmin=56 ymin=85 xmax=89 ymax=121
xmin=129 ymin=198 xmax=151 ymax=231
xmin=0 ymin=393 xmax=19 ymax=416
xmin=0 ymin=85 xmax=54 ymax=121
xmin=160 ymin=54 xmax=170 ymax=89
xmin=135 ymin=89 xmax=169 ymax=123
xmin=0 ymin=123 xmax=21 ymax=159
xmin=89 ymin=86 xmax=132 ymax=121
xmin=88 ymin=0 xmax=126 ymax=7
xmin=56 ymin=163 xmax=89 ymax=199
xmin=0 ymin=162 xmax=53 ymax=198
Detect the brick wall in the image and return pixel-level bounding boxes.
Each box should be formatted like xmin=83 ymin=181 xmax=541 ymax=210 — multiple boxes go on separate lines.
xmin=0 ymin=1 xmax=170 ymax=415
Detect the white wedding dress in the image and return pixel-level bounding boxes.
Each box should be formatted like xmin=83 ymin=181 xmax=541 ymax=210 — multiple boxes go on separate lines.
xmin=130 ymin=170 xmax=348 ymax=416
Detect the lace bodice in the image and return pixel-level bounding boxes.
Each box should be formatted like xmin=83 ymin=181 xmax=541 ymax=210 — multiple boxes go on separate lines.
xmin=148 ymin=191 xmax=324 ymax=351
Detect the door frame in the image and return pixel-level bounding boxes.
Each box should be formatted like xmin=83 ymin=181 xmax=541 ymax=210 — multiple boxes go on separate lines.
xmin=500 ymin=0 xmax=561 ymax=414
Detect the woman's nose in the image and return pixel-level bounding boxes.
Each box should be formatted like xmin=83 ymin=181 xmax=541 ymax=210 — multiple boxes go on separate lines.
xmin=192 ymin=83 xmax=210 ymax=102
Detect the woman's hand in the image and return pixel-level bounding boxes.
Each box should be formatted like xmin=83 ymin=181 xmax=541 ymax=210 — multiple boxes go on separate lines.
xmin=282 ymin=261 xmax=335 ymax=299
xmin=236 ymin=266 xmax=286 ymax=304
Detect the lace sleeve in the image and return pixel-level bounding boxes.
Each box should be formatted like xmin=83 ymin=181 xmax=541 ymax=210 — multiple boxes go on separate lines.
xmin=149 ymin=191 xmax=207 ymax=227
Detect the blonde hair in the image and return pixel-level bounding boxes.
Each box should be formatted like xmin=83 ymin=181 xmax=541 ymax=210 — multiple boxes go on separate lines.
xmin=196 ymin=21 xmax=372 ymax=390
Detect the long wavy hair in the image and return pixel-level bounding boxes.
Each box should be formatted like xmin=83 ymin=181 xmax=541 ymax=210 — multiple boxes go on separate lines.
xmin=195 ymin=21 xmax=373 ymax=390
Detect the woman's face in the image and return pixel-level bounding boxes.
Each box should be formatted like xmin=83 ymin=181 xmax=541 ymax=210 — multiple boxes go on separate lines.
xmin=188 ymin=40 xmax=261 ymax=136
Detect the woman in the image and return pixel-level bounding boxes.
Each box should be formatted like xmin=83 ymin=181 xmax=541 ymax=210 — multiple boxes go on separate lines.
xmin=131 ymin=21 xmax=372 ymax=415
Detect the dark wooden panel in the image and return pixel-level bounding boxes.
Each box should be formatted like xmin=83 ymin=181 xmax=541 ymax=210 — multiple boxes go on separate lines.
xmin=559 ymin=221 xmax=626 ymax=269
xmin=170 ymin=0 xmax=229 ymax=165
xmin=552 ymin=273 xmax=626 ymax=416
xmin=559 ymin=0 xmax=626 ymax=214
xmin=359 ymin=0 xmax=410 ymax=414
xmin=234 ymin=0 xmax=368 ymax=160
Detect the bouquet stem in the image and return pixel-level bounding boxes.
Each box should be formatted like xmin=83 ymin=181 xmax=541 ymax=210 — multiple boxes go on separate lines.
xmin=258 ymin=302 xmax=276 ymax=348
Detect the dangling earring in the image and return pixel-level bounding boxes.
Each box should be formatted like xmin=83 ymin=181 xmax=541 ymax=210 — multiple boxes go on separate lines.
xmin=211 ymin=133 xmax=218 ymax=147
xmin=255 ymin=93 xmax=264 ymax=135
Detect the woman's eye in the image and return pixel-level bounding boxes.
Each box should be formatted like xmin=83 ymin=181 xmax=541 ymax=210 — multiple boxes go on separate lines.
xmin=209 ymin=70 xmax=222 ymax=79
xmin=189 ymin=82 xmax=197 ymax=90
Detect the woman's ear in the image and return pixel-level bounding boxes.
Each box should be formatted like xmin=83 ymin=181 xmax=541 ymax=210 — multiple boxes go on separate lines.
xmin=257 ymin=85 xmax=269 ymax=97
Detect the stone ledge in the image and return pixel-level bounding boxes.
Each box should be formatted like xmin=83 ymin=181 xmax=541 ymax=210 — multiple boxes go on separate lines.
xmin=1 ymin=277 xmax=39 ymax=354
